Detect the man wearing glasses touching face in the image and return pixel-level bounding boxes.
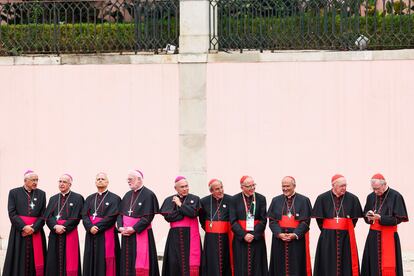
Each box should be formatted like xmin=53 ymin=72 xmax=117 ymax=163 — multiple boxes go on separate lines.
xmin=3 ymin=170 xmax=47 ymax=276
xmin=82 ymin=172 xmax=121 ymax=276
xmin=230 ymin=175 xmax=268 ymax=276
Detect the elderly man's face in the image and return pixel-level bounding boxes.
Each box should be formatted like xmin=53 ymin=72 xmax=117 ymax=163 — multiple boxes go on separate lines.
xmin=241 ymin=177 xmax=256 ymax=197
xmin=58 ymin=175 xmax=72 ymax=194
xmin=96 ymin=173 xmax=109 ymax=190
xmin=210 ymin=181 xmax=224 ymax=199
xmin=128 ymin=174 xmax=143 ymax=190
xmin=332 ymin=178 xmax=347 ymax=196
xmin=24 ymin=174 xmax=39 ymax=191
xmin=281 ymin=177 xmax=295 ymax=197
xmin=175 ymin=179 xmax=189 ymax=197
xmin=371 ymin=180 xmax=387 ymax=196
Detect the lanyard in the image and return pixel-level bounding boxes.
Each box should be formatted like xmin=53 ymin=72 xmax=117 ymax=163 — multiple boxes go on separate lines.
xmin=242 ymin=193 xmax=256 ymax=216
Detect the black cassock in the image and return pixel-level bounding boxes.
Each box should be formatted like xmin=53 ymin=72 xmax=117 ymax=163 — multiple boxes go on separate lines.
xmin=312 ymin=190 xmax=363 ymax=276
xmin=3 ymin=187 xmax=47 ymax=276
xmin=230 ymin=192 xmax=268 ymax=276
xmin=267 ymin=193 xmax=312 ymax=276
xmin=199 ymin=194 xmax=233 ymax=276
xmin=82 ymin=190 xmax=121 ymax=276
xmin=44 ymin=191 xmax=84 ymax=276
xmin=117 ymin=186 xmax=160 ymax=276
xmin=160 ymin=193 xmax=201 ymax=276
xmin=361 ymin=187 xmax=409 ymax=276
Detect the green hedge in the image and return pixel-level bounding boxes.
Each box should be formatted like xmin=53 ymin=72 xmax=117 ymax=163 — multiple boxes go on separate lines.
xmin=217 ymin=13 xmax=414 ymax=50
xmin=0 ymin=21 xmax=178 ymax=55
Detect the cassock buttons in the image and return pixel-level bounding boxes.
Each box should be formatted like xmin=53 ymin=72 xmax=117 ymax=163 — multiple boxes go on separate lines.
xmin=223 ymin=204 xmax=227 ymax=208
xmin=105 ymin=202 xmax=109 ymax=205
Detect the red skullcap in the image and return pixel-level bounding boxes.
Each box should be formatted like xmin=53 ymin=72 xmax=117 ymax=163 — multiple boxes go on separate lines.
xmin=331 ymin=174 xmax=345 ymax=184
xmin=240 ymin=175 xmax=249 ymax=184
xmin=371 ymin=173 xmax=385 ymax=180
xmin=208 ymin=178 xmax=219 ymax=187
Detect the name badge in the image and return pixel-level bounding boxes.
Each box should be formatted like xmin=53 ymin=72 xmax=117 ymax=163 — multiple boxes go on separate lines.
xmin=246 ymin=213 xmax=255 ymax=231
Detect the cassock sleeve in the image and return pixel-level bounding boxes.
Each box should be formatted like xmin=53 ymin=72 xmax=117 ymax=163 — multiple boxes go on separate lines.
xmin=267 ymin=199 xmax=282 ymax=236
xmin=161 ymin=197 xmax=184 ymax=222
xmin=199 ymin=200 xmax=207 ymax=231
xmin=230 ymin=195 xmax=246 ymax=241
xmin=62 ymin=195 xmax=84 ymax=233
xmin=179 ymin=197 xmax=199 ymax=218
xmin=33 ymin=192 xmax=46 ymax=232
xmin=8 ymin=190 xmax=26 ymax=230
xmin=45 ymin=197 xmax=58 ymax=230
xmin=293 ymin=197 xmax=312 ymax=239
xmin=81 ymin=197 xmax=94 ymax=231
xmin=312 ymin=195 xmax=324 ymax=231
xmin=351 ymin=196 xmax=363 ymax=227
xmin=253 ymin=195 xmax=267 ymax=240
xmin=380 ymin=192 xmax=409 ymax=226
xmin=133 ymin=193 xmax=159 ymax=234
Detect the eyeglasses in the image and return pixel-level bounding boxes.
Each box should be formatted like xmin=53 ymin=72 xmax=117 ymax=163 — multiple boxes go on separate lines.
xmin=242 ymin=183 xmax=257 ymax=190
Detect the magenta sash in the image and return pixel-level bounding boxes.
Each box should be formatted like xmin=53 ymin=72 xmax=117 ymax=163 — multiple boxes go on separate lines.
xmin=90 ymin=216 xmax=116 ymax=276
xmin=19 ymin=216 xmax=44 ymax=276
xmin=123 ymin=216 xmax=152 ymax=276
xmin=170 ymin=216 xmax=201 ymax=271
xmin=56 ymin=220 xmax=79 ymax=276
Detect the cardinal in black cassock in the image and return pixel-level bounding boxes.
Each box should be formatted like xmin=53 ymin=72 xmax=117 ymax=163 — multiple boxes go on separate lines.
xmin=361 ymin=173 xmax=409 ymax=276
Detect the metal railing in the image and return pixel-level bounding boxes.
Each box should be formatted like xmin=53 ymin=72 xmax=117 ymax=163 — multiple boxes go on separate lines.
xmin=210 ymin=0 xmax=414 ymax=51
xmin=0 ymin=0 xmax=179 ymax=55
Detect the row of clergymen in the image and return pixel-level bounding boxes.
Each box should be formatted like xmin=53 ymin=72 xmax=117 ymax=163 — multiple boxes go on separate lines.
xmin=2 ymin=170 xmax=409 ymax=276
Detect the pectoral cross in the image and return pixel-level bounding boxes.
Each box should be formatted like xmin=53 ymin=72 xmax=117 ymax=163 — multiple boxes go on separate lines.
xmin=92 ymin=212 xmax=97 ymax=220
xmin=56 ymin=214 xmax=61 ymax=220
xmin=209 ymin=222 xmax=213 ymax=229
xmin=336 ymin=216 xmax=339 ymax=223
xmin=128 ymin=209 xmax=133 ymax=216
xmin=287 ymin=212 xmax=292 ymax=218
xmin=30 ymin=202 xmax=35 ymax=209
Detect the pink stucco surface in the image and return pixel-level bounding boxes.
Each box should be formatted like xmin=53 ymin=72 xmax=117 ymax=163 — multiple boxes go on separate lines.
xmin=0 ymin=64 xmax=180 ymax=247
xmin=206 ymin=60 xmax=413 ymax=252
xmin=0 ymin=58 xmax=412 ymax=261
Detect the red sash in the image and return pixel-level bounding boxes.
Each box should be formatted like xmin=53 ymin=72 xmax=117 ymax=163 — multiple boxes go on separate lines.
xmin=56 ymin=220 xmax=79 ymax=276
xmin=322 ymin=218 xmax=359 ymax=276
xmin=170 ymin=217 xmax=201 ymax=276
xmin=279 ymin=216 xmax=312 ymax=276
xmin=90 ymin=216 xmax=116 ymax=276
xmin=123 ymin=216 xmax=152 ymax=276
xmin=205 ymin=220 xmax=234 ymax=276
xmin=370 ymin=223 xmax=398 ymax=276
xmin=237 ymin=219 xmax=259 ymax=231
xmin=19 ymin=216 xmax=44 ymax=276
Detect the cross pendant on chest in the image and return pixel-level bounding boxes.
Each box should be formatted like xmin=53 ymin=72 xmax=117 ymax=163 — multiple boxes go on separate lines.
xmin=56 ymin=214 xmax=61 ymax=220
xmin=92 ymin=212 xmax=97 ymax=220
xmin=30 ymin=202 xmax=35 ymax=209
xmin=287 ymin=212 xmax=292 ymax=218
xmin=128 ymin=209 xmax=133 ymax=216
xmin=336 ymin=216 xmax=339 ymax=223
xmin=209 ymin=222 xmax=213 ymax=229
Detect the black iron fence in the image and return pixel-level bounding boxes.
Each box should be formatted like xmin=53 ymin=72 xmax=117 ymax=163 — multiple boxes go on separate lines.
xmin=0 ymin=0 xmax=179 ymax=55
xmin=210 ymin=0 xmax=414 ymax=51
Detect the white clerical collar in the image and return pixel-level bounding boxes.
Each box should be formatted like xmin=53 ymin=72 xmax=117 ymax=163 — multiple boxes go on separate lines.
xmin=286 ymin=192 xmax=296 ymax=199
xmin=134 ymin=185 xmax=144 ymax=193
xmin=98 ymin=189 xmax=108 ymax=196
xmin=61 ymin=190 xmax=71 ymax=196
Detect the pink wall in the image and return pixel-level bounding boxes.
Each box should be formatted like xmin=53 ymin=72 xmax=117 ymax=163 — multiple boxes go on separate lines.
xmin=206 ymin=60 xmax=413 ymax=252
xmin=0 ymin=64 xmax=180 ymax=248
xmin=0 ymin=58 xmax=412 ymax=258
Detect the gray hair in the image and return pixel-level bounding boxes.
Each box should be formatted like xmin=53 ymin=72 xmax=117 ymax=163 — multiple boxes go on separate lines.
xmin=371 ymin=179 xmax=386 ymax=185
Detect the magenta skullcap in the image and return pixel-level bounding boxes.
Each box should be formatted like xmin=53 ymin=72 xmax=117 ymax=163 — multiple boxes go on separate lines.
xmin=175 ymin=176 xmax=186 ymax=183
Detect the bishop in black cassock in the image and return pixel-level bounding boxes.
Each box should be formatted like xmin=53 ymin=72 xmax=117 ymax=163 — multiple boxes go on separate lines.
xmin=82 ymin=172 xmax=121 ymax=276
xmin=3 ymin=170 xmax=47 ymax=276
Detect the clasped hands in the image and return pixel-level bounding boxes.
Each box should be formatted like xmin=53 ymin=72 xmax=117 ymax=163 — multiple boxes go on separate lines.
xmin=118 ymin=226 xmax=136 ymax=236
